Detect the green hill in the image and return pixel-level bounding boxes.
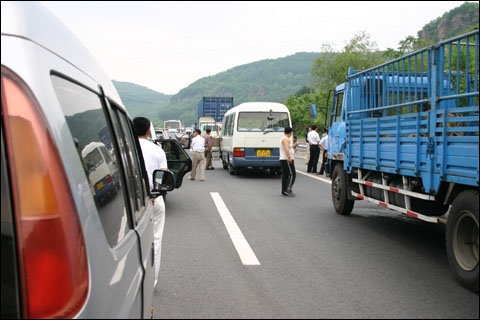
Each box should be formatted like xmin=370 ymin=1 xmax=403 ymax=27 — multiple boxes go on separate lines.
xmin=112 ymin=52 xmax=320 ymax=126
xmin=160 ymin=52 xmax=322 ymax=125
xmin=418 ymin=2 xmax=479 ymax=43
xmin=112 ymin=80 xmax=172 ymax=127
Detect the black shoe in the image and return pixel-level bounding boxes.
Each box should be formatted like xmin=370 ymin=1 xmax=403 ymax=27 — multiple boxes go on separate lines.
xmin=287 ymin=191 xmax=295 ymax=196
xmin=210 ymin=167 xmax=215 ymax=170
xmin=282 ymin=192 xmax=294 ymax=197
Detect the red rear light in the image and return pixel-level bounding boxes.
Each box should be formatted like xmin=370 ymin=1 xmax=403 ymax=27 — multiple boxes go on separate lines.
xmin=1 ymin=67 xmax=89 ymax=319
xmin=233 ymin=147 xmax=245 ymax=157
xmin=106 ymin=174 xmax=113 ymax=183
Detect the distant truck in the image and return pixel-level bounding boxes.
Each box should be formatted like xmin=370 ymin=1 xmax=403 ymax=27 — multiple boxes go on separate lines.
xmin=324 ymin=30 xmax=478 ymax=291
xmin=197 ymin=96 xmax=234 ymax=123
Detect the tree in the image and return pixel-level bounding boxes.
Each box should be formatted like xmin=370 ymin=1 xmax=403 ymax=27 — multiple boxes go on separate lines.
xmin=310 ymin=31 xmax=384 ymax=92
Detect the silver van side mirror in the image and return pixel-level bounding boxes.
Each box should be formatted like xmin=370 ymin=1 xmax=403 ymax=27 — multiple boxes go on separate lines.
xmin=150 ymin=170 xmax=175 ymax=197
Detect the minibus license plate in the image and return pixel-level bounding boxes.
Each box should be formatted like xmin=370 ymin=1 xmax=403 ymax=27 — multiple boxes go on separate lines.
xmin=97 ymin=181 xmax=104 ymax=189
xmin=257 ymin=149 xmax=270 ymax=157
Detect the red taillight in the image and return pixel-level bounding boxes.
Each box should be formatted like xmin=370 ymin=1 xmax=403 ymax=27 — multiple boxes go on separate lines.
xmin=1 ymin=67 xmax=89 ymax=319
xmin=106 ymin=174 xmax=113 ymax=183
xmin=233 ymin=147 xmax=245 ymax=157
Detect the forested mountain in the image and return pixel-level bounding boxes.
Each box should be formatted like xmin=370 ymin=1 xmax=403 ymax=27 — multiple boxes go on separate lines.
xmin=418 ymin=2 xmax=478 ymax=43
xmin=160 ymin=52 xmax=321 ymax=125
xmin=112 ymin=80 xmax=172 ymax=127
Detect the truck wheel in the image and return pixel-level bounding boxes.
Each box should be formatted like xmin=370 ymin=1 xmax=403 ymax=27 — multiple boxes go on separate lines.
xmin=331 ymin=163 xmax=354 ymax=215
xmin=446 ymin=189 xmax=479 ymax=292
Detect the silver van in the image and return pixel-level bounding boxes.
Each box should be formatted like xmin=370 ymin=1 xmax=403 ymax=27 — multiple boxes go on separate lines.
xmin=1 ymin=2 xmax=173 ymax=318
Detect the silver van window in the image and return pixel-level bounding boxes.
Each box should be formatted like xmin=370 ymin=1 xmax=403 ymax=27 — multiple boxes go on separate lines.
xmin=51 ymin=75 xmax=130 ymax=247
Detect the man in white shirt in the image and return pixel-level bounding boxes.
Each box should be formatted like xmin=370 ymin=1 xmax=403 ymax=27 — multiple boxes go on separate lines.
xmin=307 ymin=125 xmax=321 ymax=173
xmin=190 ymin=129 xmax=206 ymax=181
xmin=318 ymin=128 xmax=330 ymax=176
xmin=133 ymin=117 xmax=167 ymax=289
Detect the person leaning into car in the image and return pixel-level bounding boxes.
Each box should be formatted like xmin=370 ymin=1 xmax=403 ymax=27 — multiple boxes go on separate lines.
xmin=133 ymin=117 xmax=167 ymax=289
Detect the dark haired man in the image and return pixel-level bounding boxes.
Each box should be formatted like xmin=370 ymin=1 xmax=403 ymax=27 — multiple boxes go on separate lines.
xmin=307 ymin=125 xmax=321 ymax=173
xmin=190 ymin=129 xmax=206 ymax=181
xmin=280 ymin=127 xmax=296 ymax=196
xmin=133 ymin=117 xmax=167 ymax=289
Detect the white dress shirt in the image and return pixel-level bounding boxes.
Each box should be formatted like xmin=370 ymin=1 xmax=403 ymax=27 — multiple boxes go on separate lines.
xmin=139 ymin=138 xmax=168 ymax=190
xmin=320 ymin=135 xmax=328 ymax=151
xmin=307 ymin=130 xmax=321 ymax=145
xmin=191 ymin=135 xmax=205 ymax=152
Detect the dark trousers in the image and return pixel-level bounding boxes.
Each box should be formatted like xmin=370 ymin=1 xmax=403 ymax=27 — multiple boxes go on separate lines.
xmin=319 ymin=150 xmax=330 ymax=175
xmin=280 ymin=160 xmax=296 ymax=193
xmin=307 ymin=145 xmax=320 ymax=173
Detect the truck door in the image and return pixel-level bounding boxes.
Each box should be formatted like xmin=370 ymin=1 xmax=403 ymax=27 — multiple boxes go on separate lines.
xmin=329 ymin=90 xmax=347 ymax=156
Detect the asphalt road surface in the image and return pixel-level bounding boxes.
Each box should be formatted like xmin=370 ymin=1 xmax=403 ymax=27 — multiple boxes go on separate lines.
xmin=153 ymin=156 xmax=479 ymax=319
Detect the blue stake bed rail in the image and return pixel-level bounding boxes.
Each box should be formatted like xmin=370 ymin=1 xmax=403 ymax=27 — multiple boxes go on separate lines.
xmin=337 ymin=30 xmax=479 ymax=194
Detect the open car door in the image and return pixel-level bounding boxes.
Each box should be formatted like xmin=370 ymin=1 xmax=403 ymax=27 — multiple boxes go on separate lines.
xmin=158 ymin=139 xmax=192 ymax=188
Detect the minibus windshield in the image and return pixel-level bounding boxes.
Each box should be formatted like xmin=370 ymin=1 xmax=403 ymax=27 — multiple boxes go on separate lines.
xmin=237 ymin=112 xmax=289 ymax=132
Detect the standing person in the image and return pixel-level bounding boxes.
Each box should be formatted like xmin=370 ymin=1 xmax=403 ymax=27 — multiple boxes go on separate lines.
xmin=305 ymin=126 xmax=312 ymax=165
xmin=307 ymin=125 xmax=321 ymax=173
xmin=133 ymin=117 xmax=167 ymax=289
xmin=190 ymin=129 xmax=206 ymax=181
xmin=292 ymin=131 xmax=299 ymax=154
xmin=203 ymin=128 xmax=214 ymax=170
xmin=280 ymin=127 xmax=296 ymax=197
xmin=318 ymin=128 xmax=330 ymax=176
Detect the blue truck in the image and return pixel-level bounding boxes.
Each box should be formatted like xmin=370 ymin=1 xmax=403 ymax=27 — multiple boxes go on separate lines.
xmin=197 ymin=96 xmax=234 ymax=123
xmin=326 ymin=30 xmax=479 ymax=291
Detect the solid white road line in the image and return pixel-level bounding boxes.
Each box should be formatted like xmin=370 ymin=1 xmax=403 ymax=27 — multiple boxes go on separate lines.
xmin=210 ymin=192 xmax=261 ymax=266
xmin=296 ymin=170 xmax=332 ymax=184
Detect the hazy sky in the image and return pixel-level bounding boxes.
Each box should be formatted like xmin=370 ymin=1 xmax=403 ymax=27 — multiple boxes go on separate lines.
xmin=41 ymin=1 xmax=474 ymax=95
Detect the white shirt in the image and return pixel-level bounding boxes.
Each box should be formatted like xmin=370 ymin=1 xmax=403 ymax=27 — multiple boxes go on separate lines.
xmin=307 ymin=130 xmax=321 ymax=145
xmin=320 ymin=135 xmax=328 ymax=151
xmin=139 ymin=138 xmax=168 ymax=190
xmin=191 ymin=135 xmax=205 ymax=152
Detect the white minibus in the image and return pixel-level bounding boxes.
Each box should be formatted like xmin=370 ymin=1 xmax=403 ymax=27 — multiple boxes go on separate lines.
xmin=220 ymin=102 xmax=291 ymax=175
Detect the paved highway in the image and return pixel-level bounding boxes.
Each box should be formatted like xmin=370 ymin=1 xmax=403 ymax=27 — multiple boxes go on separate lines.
xmin=153 ymin=155 xmax=479 ymax=319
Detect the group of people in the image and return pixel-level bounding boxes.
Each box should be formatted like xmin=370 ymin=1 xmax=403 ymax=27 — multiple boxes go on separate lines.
xmin=131 ymin=116 xmax=329 ymax=289
xmin=306 ymin=125 xmax=330 ymax=176
xmin=190 ymin=128 xmax=214 ymax=181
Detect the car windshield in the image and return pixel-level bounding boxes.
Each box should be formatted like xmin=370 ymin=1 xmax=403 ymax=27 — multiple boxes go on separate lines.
xmin=237 ymin=112 xmax=289 ymax=132
xmin=84 ymin=148 xmax=104 ymax=173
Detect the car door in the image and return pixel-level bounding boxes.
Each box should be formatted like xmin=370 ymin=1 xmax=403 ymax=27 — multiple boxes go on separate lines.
xmin=106 ymin=100 xmax=155 ymax=318
xmin=160 ymin=140 xmax=192 ymax=188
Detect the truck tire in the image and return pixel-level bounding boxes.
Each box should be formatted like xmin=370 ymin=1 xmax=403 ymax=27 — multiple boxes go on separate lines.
xmin=331 ymin=163 xmax=354 ymax=215
xmin=446 ymin=189 xmax=479 ymax=292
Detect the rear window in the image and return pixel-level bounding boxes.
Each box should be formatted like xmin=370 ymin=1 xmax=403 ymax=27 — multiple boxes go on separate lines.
xmin=84 ymin=148 xmax=104 ymax=173
xmin=237 ymin=112 xmax=289 ymax=132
